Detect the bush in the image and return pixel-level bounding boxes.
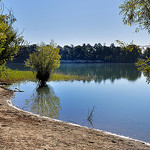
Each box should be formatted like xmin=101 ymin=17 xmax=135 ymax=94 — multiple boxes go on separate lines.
xmin=25 ymin=41 xmax=61 ymax=86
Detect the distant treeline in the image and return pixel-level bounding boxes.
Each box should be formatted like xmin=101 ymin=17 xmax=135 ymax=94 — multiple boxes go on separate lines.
xmin=12 ymin=43 xmax=150 ymax=63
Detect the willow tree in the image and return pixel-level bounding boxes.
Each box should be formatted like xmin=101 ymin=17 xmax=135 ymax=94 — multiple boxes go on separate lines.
xmin=120 ymin=0 xmax=150 ymax=33
xmin=119 ymin=0 xmax=150 ymax=78
xmin=25 ymin=41 xmax=61 ymax=86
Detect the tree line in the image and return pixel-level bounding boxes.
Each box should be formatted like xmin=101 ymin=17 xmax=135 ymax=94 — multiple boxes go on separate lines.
xmin=11 ymin=43 xmax=150 ymax=63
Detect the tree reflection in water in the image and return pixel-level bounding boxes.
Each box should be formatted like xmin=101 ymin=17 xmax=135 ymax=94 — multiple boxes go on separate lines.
xmin=56 ymin=63 xmax=141 ymax=83
xmin=25 ymin=84 xmax=61 ymax=119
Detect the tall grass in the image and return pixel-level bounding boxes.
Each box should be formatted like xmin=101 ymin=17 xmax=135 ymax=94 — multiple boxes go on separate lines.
xmin=0 ymin=69 xmax=36 ymax=83
xmin=0 ymin=69 xmax=88 ymax=84
xmin=51 ymin=73 xmax=88 ymax=81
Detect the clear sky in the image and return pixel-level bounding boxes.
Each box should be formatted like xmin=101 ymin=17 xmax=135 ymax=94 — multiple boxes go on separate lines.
xmin=2 ymin=0 xmax=150 ymax=46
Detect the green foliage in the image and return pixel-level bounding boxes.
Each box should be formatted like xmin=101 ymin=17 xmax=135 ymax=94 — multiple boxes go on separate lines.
xmin=25 ymin=41 xmax=61 ymax=86
xmin=116 ymin=40 xmax=141 ymax=52
xmin=0 ymin=68 xmax=36 ymax=83
xmin=51 ymin=73 xmax=90 ymax=81
xmin=12 ymin=42 xmax=143 ymax=63
xmin=0 ymin=1 xmax=23 ymax=65
xmin=120 ymin=0 xmax=150 ymax=33
xmin=0 ymin=68 xmax=89 ymax=84
xmin=119 ymin=0 xmax=150 ymax=80
xmin=0 ymin=64 xmax=5 ymax=77
xmin=55 ymin=43 xmax=142 ymax=63
xmin=116 ymin=40 xmax=142 ymax=62
xmin=136 ymin=57 xmax=150 ymax=83
xmin=143 ymin=47 xmax=150 ymax=58
xmin=136 ymin=57 xmax=150 ymax=74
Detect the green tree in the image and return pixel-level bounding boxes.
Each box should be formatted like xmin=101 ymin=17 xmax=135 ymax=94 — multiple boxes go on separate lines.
xmin=144 ymin=47 xmax=150 ymax=58
xmin=25 ymin=41 xmax=61 ymax=86
xmin=0 ymin=1 xmax=23 ymax=66
xmin=119 ymin=0 xmax=150 ymax=77
xmin=120 ymin=0 xmax=150 ymax=33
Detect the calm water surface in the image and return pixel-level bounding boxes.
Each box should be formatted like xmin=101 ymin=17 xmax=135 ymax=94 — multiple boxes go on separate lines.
xmin=9 ymin=63 xmax=150 ymax=142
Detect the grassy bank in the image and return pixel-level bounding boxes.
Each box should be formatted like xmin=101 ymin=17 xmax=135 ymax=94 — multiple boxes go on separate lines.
xmin=0 ymin=69 xmax=87 ymax=84
xmin=0 ymin=69 xmax=36 ymax=83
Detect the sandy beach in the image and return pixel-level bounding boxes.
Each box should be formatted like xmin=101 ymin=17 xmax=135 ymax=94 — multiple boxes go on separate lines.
xmin=0 ymin=87 xmax=150 ymax=150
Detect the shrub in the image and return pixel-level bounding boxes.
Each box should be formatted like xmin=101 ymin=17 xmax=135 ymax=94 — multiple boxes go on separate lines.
xmin=25 ymin=41 xmax=61 ymax=86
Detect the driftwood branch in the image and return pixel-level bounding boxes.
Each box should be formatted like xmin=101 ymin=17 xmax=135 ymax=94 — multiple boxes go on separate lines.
xmin=0 ymin=82 xmax=24 ymax=92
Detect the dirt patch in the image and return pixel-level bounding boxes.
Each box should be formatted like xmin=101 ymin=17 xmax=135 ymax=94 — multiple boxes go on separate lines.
xmin=0 ymin=87 xmax=150 ymax=150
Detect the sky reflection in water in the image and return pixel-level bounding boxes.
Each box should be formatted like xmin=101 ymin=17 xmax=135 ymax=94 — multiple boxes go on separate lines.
xmin=9 ymin=63 xmax=150 ymax=143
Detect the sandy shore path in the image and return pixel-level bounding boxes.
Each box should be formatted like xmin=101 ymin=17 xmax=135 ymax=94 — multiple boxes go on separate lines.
xmin=0 ymin=87 xmax=150 ymax=150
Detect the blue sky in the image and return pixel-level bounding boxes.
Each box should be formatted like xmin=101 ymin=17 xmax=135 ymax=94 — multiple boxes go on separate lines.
xmin=3 ymin=0 xmax=150 ymax=46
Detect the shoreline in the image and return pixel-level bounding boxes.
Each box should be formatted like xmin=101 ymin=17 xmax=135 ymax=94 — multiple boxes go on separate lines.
xmin=0 ymin=87 xmax=150 ymax=149
xmin=7 ymin=91 xmax=150 ymax=146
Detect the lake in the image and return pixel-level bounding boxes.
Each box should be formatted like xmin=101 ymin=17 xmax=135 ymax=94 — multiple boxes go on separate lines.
xmin=8 ymin=63 xmax=150 ymax=143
